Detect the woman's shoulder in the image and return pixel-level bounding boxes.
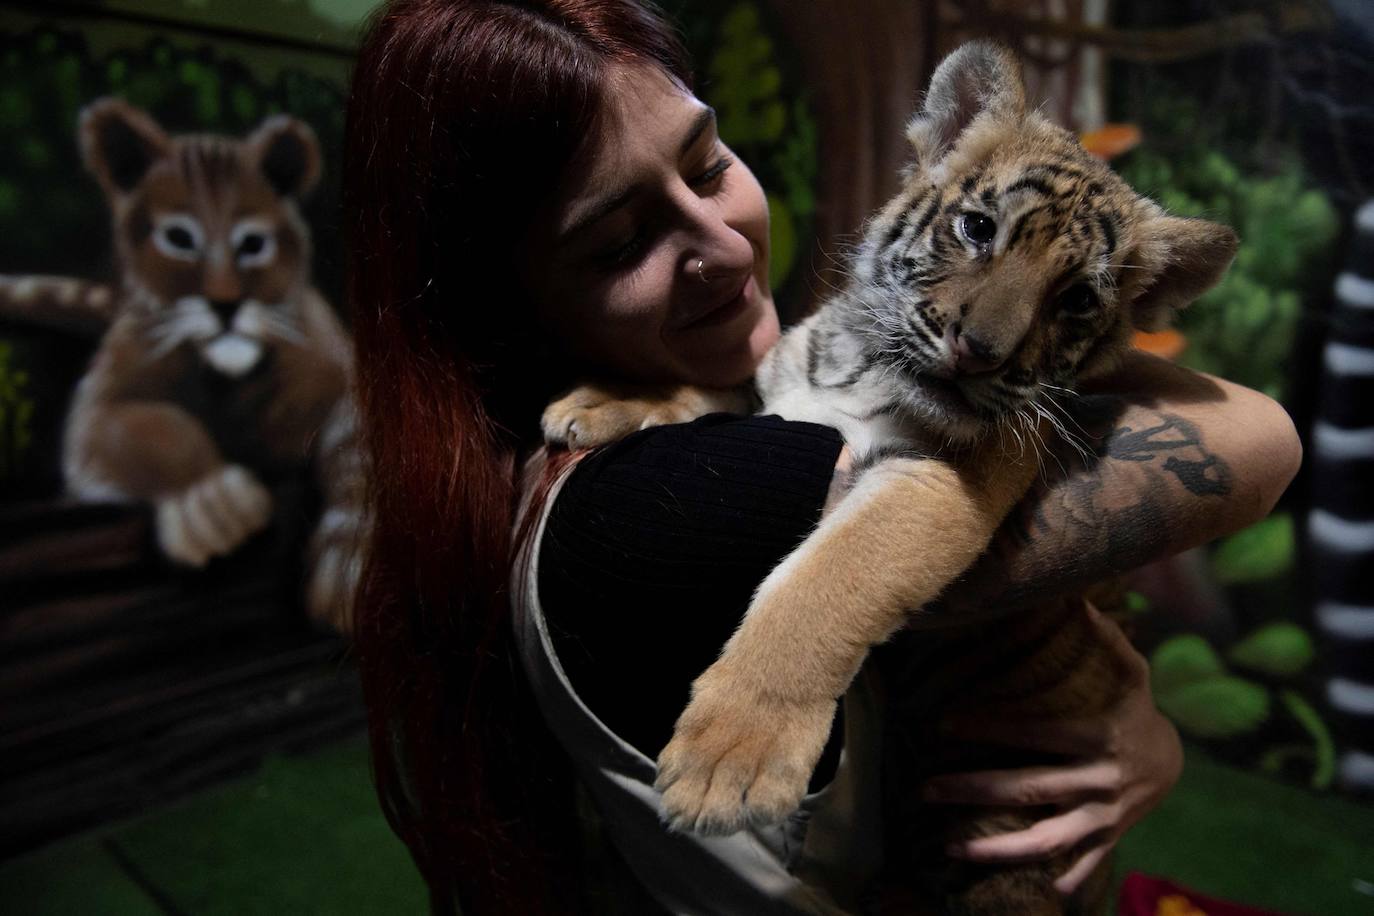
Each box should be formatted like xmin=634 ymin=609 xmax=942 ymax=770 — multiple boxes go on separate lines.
xmin=542 ymin=412 xmax=844 ymax=558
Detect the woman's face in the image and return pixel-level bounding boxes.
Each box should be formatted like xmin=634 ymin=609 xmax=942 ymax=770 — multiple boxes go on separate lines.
xmin=526 ymin=63 xmax=779 ymax=388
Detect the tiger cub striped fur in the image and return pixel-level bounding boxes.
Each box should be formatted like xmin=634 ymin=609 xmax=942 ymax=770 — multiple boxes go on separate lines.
xmin=544 ymin=42 xmax=1236 ymax=913
xmin=1 ymin=98 xmax=365 ymax=633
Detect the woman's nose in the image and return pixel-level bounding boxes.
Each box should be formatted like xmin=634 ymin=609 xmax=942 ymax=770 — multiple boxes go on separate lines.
xmin=685 ymin=230 xmax=755 ymax=289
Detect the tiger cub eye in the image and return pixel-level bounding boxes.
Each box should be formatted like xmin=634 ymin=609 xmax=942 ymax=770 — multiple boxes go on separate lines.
xmin=959 ymin=212 xmax=997 ymax=246
xmin=1056 ymin=283 xmax=1099 ymax=315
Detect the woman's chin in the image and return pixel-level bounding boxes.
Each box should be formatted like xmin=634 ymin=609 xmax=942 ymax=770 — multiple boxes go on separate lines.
xmin=674 ymin=299 xmax=779 ymax=388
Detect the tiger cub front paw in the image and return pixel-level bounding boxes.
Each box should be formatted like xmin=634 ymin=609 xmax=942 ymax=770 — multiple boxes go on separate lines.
xmin=542 ymin=384 xmax=749 ymax=450
xmin=654 ymin=664 xmax=835 ymax=835
xmin=154 ymin=464 xmax=273 ymax=568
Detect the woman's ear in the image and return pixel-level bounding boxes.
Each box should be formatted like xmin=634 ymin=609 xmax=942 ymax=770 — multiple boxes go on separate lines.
xmin=1125 ymin=214 xmax=1239 ymax=331
xmin=906 ymin=41 xmax=1026 ymax=167
xmin=79 ymin=97 xmax=170 ymax=199
xmin=247 ymin=114 xmax=322 ymax=199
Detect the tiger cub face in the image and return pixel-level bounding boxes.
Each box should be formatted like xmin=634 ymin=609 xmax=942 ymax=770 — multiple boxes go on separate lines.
xmin=80 ymin=98 xmax=321 ymax=377
xmin=852 ymin=42 xmax=1237 ymax=442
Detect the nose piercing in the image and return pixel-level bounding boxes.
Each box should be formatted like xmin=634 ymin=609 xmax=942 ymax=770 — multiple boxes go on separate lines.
xmin=697 ymin=258 xmax=708 ymax=284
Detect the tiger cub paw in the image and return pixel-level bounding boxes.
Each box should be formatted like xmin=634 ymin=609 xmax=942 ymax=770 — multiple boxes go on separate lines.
xmin=542 ymin=384 xmax=748 ymax=450
xmin=654 ymin=666 xmax=835 ymax=835
xmin=154 ymin=464 xmax=273 ymax=568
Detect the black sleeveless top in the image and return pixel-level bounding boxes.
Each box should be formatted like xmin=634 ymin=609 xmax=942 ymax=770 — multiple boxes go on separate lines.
xmin=536 ymin=414 xmax=846 ymax=783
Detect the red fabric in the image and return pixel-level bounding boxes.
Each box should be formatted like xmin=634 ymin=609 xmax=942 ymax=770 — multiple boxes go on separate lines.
xmin=1118 ymin=873 xmax=1290 ymax=916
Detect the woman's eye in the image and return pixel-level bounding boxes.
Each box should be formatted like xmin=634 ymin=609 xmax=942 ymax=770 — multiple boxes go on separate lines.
xmin=1057 ymin=283 xmax=1099 ymax=315
xmin=689 ymin=155 xmax=733 ymax=190
xmin=960 ymin=212 xmax=997 ymax=245
xmin=598 ymin=230 xmax=649 ymax=269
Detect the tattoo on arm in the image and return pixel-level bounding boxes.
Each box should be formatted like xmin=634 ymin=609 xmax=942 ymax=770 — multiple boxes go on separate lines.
xmin=1105 ymin=413 xmax=1233 ymax=497
xmin=942 ymin=397 xmax=1236 ymax=616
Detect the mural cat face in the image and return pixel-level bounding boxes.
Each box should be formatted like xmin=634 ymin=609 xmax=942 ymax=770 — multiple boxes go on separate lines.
xmin=80 ymin=98 xmax=321 ymax=377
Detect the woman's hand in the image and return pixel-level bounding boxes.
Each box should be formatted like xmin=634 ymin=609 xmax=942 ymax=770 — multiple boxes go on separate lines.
xmin=920 ymin=602 xmax=1183 ymax=895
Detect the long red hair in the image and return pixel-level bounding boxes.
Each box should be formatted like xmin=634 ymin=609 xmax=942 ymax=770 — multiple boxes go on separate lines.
xmin=343 ymin=1 xmax=691 ymax=912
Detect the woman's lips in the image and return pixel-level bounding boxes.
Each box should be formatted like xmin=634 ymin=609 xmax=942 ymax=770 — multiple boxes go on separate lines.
xmin=679 ymin=275 xmax=755 ymax=332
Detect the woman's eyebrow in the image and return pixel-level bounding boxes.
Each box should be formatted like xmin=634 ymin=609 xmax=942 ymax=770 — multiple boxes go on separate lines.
xmin=562 ymin=186 xmax=640 ymax=244
xmin=559 ymin=107 xmax=718 ymax=246
xmin=679 ymin=106 xmax=716 ymax=155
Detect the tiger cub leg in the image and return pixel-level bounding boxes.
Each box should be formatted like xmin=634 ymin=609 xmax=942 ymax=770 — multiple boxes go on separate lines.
xmin=879 ymin=599 xmax=1125 ymax=915
xmin=656 ymin=445 xmax=1043 ymax=834
xmin=65 ymin=399 xmax=273 ymax=567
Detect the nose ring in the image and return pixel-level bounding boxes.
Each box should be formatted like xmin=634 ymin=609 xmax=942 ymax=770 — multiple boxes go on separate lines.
xmin=696 ymin=258 xmax=708 ymax=284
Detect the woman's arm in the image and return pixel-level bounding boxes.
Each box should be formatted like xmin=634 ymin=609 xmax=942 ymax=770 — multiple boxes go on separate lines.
xmin=933 ymin=351 xmax=1303 ymax=621
xmin=904 ymin=355 xmax=1299 ymax=893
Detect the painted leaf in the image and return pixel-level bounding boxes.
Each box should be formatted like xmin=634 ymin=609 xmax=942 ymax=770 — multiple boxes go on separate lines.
xmin=1150 ymin=634 xmax=1224 ymax=697
xmin=1211 ymin=513 xmax=1294 ymax=584
xmin=1227 ymin=622 xmax=1315 ymax=678
xmin=1155 ymin=676 xmax=1271 ymax=739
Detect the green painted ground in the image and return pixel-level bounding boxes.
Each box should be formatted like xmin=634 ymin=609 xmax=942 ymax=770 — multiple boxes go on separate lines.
xmin=0 ymin=738 xmax=427 ymax=916
xmin=2 ymin=739 xmax=1371 ymax=914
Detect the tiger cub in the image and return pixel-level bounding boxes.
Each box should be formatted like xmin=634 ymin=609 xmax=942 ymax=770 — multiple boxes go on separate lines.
xmin=544 ymin=42 xmax=1235 ymax=912
xmin=10 ymin=98 xmax=366 ymax=633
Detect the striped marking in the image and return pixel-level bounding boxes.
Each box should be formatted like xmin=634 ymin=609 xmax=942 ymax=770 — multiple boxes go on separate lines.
xmin=1324 ymin=342 xmax=1374 ymax=376
xmin=1313 ymin=421 xmax=1374 ymax=459
xmin=1309 ymin=509 xmax=1374 ymax=552
xmin=1336 ymin=272 xmax=1374 ymax=309
xmin=1358 ymin=199 xmax=1374 ymax=234
xmin=1316 ymin=601 xmax=1374 ymax=639
xmin=1339 ymin=749 xmax=1374 ymax=789
xmin=1328 ymin=677 xmax=1374 ymax=715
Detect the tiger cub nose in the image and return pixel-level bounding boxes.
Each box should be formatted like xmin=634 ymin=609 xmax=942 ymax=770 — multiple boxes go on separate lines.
xmin=946 ymin=324 xmax=1002 ymax=376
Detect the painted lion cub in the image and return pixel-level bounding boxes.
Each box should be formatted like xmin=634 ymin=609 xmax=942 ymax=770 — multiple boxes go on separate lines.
xmin=545 ymin=42 xmax=1235 ymax=911
xmin=54 ymin=99 xmax=364 ymax=632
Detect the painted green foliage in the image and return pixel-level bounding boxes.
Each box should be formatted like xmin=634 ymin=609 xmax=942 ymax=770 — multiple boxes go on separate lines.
xmin=1119 ymin=102 xmax=1339 ymax=400
xmin=1210 ymin=512 xmax=1295 ymax=585
xmin=0 ymin=341 xmax=35 ymax=480
xmin=1151 ymin=622 xmax=1332 ymax=789
xmin=703 ymin=3 xmax=817 ymax=293
xmin=0 ymin=26 xmax=345 ymax=294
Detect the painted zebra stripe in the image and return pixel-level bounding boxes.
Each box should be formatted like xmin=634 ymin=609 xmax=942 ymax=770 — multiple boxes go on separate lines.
xmin=1309 ymin=509 xmax=1374 ymax=552
xmin=1317 ymin=601 xmax=1374 ymax=639
xmin=1340 ymin=749 xmax=1374 ymax=789
xmin=1324 ymin=342 xmax=1374 ymax=376
xmin=1328 ymin=677 xmax=1374 ymax=715
xmin=1337 ymin=272 xmax=1374 ymax=309
xmin=1313 ymin=422 xmax=1374 ymax=459
xmin=1358 ymin=199 xmax=1374 ymax=234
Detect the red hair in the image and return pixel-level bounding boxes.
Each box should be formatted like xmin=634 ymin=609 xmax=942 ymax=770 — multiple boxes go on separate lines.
xmin=343 ymin=1 xmax=690 ymax=912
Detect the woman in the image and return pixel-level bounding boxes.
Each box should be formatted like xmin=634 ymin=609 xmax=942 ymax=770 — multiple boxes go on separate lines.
xmin=343 ymin=1 xmax=1302 ymax=913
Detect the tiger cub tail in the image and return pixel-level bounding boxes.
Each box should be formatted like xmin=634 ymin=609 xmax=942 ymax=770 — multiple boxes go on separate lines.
xmin=0 ymin=274 xmax=118 ymax=337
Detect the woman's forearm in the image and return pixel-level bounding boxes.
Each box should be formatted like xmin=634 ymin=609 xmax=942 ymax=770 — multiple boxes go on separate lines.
xmin=929 ymin=352 xmax=1303 ymax=622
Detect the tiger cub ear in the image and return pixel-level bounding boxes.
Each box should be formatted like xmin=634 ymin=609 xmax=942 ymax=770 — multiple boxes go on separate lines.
xmin=79 ymin=98 xmax=170 ymax=198
xmin=1125 ymin=214 xmax=1238 ymax=331
xmin=906 ymin=41 xmax=1026 ymax=165
xmin=247 ymin=115 xmax=321 ymax=199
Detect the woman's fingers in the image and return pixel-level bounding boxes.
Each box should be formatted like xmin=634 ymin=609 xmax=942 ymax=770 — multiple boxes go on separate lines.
xmin=1054 ymin=842 xmax=1112 ymax=896
xmin=922 ymin=761 xmax=1120 ymax=806
xmin=947 ymin=805 xmax=1112 ymax=863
